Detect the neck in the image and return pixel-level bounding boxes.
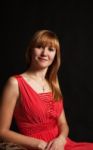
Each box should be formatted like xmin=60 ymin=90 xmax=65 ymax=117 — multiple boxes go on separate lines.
xmin=27 ymin=68 xmax=48 ymax=80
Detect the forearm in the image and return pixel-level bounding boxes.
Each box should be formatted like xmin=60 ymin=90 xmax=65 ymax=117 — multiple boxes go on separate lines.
xmin=58 ymin=123 xmax=69 ymax=144
xmin=0 ymin=129 xmax=47 ymax=149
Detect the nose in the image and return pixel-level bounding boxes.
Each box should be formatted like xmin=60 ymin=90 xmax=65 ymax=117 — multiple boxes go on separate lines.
xmin=41 ymin=47 xmax=48 ymax=55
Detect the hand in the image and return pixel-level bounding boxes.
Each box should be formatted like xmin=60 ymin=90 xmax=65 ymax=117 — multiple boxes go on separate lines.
xmin=45 ymin=137 xmax=66 ymax=150
xmin=38 ymin=140 xmax=48 ymax=150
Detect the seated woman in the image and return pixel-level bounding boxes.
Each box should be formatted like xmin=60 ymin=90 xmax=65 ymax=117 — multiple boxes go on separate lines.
xmin=0 ymin=30 xmax=93 ymax=150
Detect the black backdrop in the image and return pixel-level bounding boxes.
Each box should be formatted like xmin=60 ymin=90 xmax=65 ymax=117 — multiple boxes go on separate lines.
xmin=1 ymin=1 xmax=93 ymax=142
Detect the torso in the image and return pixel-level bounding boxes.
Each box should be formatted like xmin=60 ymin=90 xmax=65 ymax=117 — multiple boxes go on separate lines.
xmin=14 ymin=74 xmax=63 ymax=142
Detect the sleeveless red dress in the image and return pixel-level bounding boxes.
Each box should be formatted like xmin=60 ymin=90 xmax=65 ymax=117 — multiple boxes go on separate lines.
xmin=14 ymin=75 xmax=93 ymax=150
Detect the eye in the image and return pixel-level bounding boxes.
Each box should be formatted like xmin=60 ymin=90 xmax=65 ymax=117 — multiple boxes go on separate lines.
xmin=48 ymin=47 xmax=56 ymax=52
xmin=36 ymin=45 xmax=42 ymax=49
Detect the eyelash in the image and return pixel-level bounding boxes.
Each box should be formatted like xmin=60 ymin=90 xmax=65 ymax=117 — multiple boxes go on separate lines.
xmin=48 ymin=48 xmax=55 ymax=51
xmin=37 ymin=45 xmax=42 ymax=48
xmin=36 ymin=45 xmax=55 ymax=52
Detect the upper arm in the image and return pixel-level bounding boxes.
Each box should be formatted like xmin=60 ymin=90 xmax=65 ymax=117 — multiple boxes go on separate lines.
xmin=0 ymin=76 xmax=19 ymax=131
xmin=58 ymin=109 xmax=68 ymax=126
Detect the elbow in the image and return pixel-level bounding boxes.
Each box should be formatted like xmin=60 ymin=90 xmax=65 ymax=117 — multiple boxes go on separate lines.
xmin=62 ymin=122 xmax=69 ymax=135
xmin=0 ymin=128 xmax=8 ymax=138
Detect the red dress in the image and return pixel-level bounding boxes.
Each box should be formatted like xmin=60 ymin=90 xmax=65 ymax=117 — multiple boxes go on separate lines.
xmin=14 ymin=75 xmax=93 ymax=150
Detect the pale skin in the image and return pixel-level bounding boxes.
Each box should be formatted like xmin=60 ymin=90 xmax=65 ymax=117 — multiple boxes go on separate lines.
xmin=0 ymin=46 xmax=69 ymax=150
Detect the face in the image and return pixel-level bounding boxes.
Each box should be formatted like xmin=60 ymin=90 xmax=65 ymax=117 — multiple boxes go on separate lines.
xmin=30 ymin=45 xmax=56 ymax=69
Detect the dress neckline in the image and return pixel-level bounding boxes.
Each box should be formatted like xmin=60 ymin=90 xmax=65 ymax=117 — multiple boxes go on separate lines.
xmin=18 ymin=75 xmax=52 ymax=95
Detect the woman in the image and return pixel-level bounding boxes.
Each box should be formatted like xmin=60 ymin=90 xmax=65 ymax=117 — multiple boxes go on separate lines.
xmin=0 ymin=30 xmax=93 ymax=150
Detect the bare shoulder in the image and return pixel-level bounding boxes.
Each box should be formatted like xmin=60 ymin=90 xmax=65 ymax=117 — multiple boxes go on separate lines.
xmin=6 ymin=76 xmax=18 ymax=88
xmin=3 ymin=76 xmax=19 ymax=97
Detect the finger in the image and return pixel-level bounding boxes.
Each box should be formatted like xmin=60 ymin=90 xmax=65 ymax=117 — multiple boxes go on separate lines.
xmin=45 ymin=141 xmax=53 ymax=150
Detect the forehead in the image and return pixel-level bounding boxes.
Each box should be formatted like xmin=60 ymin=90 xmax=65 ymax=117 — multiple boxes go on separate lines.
xmin=35 ymin=35 xmax=58 ymax=49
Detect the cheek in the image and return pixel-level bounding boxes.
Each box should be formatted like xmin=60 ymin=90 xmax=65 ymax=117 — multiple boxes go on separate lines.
xmin=50 ymin=53 xmax=56 ymax=61
xmin=30 ymin=51 xmax=38 ymax=62
xmin=33 ymin=51 xmax=39 ymax=56
xmin=32 ymin=48 xmax=41 ymax=56
xmin=31 ymin=51 xmax=41 ymax=61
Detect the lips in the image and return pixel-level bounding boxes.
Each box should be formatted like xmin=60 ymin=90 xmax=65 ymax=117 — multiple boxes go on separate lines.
xmin=38 ymin=57 xmax=48 ymax=61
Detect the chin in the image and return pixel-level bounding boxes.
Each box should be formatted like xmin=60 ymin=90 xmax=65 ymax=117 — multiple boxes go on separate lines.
xmin=37 ymin=64 xmax=49 ymax=69
xmin=35 ymin=61 xmax=52 ymax=69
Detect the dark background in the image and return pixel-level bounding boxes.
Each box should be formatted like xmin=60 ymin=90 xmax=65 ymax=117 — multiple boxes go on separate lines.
xmin=1 ymin=1 xmax=93 ymax=142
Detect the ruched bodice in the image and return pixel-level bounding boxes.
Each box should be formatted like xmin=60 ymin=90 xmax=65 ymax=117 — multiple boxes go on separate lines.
xmin=14 ymin=75 xmax=62 ymax=142
xmin=14 ymin=75 xmax=93 ymax=150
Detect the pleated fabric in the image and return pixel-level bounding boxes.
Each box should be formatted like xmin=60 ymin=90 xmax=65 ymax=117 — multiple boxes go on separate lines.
xmin=14 ymin=75 xmax=93 ymax=150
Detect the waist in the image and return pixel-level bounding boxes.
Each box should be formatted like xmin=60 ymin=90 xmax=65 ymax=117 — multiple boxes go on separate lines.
xmin=17 ymin=120 xmax=58 ymax=135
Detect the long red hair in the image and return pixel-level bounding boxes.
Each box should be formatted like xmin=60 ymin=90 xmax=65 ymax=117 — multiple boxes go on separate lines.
xmin=25 ymin=30 xmax=62 ymax=100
